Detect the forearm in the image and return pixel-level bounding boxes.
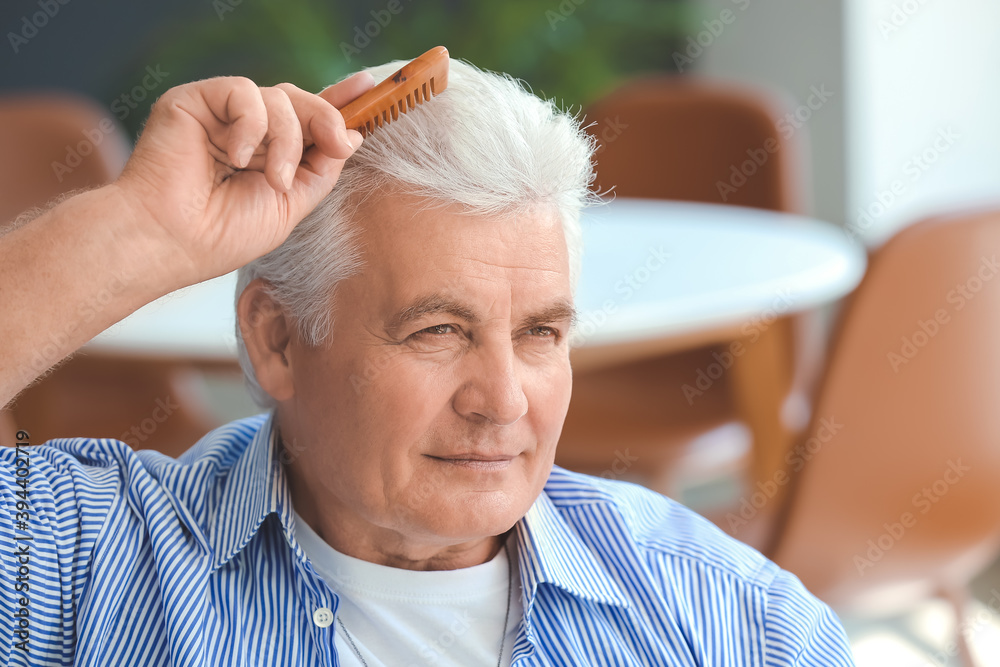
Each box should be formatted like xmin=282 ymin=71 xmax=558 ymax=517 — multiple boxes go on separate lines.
xmin=0 ymin=185 xmax=187 ymax=407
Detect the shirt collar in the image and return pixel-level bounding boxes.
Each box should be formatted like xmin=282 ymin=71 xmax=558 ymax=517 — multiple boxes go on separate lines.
xmin=208 ymin=415 xmax=631 ymax=612
xmin=515 ymin=485 xmax=633 ymax=613
xmin=208 ymin=413 xmax=295 ymax=571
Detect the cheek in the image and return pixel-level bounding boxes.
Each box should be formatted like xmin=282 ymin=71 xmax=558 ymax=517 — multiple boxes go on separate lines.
xmin=525 ymin=360 xmax=573 ymax=445
xmin=359 ymin=353 xmax=458 ymax=438
xmin=291 ymin=346 xmax=407 ymax=459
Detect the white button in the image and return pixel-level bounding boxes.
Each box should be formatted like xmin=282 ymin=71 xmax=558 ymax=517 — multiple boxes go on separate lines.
xmin=313 ymin=607 xmax=334 ymax=628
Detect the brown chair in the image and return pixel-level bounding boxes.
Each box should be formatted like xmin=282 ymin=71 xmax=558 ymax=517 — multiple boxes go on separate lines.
xmin=0 ymin=409 xmax=17 ymax=446
xmin=584 ymin=78 xmax=803 ymax=210
xmin=767 ymin=208 xmax=1000 ymax=666
xmin=0 ymin=94 xmax=227 ymax=456
xmin=0 ymin=93 xmax=131 ymax=226
xmin=558 ymin=78 xmax=822 ymax=500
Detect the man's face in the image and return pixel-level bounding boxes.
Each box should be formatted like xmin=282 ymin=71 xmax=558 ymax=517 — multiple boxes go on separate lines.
xmin=280 ymin=191 xmax=574 ymax=551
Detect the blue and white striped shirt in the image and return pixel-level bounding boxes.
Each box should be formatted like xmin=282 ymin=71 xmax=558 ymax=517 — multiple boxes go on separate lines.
xmin=1 ymin=414 xmax=855 ymax=665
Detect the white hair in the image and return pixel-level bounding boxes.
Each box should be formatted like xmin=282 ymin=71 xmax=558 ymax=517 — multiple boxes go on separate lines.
xmin=235 ymin=58 xmax=598 ymax=407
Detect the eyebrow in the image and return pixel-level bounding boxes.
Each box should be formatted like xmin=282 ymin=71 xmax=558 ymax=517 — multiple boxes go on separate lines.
xmin=518 ymin=301 xmax=578 ymax=331
xmin=385 ymin=293 xmax=577 ymax=333
xmin=386 ymin=294 xmax=479 ymax=333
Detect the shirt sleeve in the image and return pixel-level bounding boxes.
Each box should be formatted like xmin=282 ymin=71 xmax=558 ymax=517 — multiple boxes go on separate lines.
xmin=0 ymin=439 xmax=123 ymax=666
xmin=763 ymin=568 xmax=857 ymax=666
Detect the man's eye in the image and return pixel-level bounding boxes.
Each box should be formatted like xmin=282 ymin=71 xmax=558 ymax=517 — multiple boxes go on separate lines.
xmin=417 ymin=324 xmax=455 ymax=335
xmin=526 ymin=326 xmax=558 ymax=339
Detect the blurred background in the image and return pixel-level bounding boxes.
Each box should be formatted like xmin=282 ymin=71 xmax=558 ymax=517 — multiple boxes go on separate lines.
xmin=3 ymin=0 xmax=1000 ymax=663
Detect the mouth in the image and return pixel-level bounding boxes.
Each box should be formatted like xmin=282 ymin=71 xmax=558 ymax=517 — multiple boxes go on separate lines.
xmin=426 ymin=454 xmax=517 ymax=471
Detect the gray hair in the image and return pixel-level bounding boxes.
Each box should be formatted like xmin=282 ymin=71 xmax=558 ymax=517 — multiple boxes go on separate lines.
xmin=235 ymin=58 xmax=598 ymax=407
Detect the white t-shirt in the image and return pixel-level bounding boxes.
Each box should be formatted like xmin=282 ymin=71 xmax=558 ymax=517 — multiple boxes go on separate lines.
xmin=293 ymin=511 xmax=523 ymax=667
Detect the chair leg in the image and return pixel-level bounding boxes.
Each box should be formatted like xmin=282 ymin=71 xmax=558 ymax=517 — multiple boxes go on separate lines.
xmin=941 ymin=584 xmax=980 ymax=667
xmin=729 ymin=317 xmax=797 ymax=497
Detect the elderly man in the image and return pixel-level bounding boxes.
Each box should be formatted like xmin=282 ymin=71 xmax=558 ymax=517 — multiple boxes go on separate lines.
xmin=0 ymin=57 xmax=855 ymax=665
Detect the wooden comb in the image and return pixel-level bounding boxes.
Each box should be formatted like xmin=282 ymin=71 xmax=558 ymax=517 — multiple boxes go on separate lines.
xmin=339 ymin=46 xmax=450 ymax=136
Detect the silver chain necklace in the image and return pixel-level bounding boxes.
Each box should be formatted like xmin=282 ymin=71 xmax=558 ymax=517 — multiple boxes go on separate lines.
xmin=336 ymin=540 xmax=514 ymax=667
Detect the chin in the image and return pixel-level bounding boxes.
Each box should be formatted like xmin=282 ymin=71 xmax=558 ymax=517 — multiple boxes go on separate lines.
xmin=419 ymin=492 xmax=523 ymax=540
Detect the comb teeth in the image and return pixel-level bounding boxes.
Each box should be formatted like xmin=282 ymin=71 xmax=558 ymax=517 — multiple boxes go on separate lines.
xmin=338 ymin=47 xmax=449 ymax=137
xmin=361 ymin=79 xmax=437 ymax=134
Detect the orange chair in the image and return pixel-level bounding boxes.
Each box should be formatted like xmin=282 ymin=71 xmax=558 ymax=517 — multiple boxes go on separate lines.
xmin=0 ymin=93 xmax=131 ymax=225
xmin=585 ymin=78 xmax=803 ymax=210
xmin=558 ymin=78 xmax=822 ymax=500
xmin=0 ymin=94 xmax=228 ymax=456
xmin=768 ymin=208 xmax=1000 ymax=666
xmin=0 ymin=409 xmax=16 ymax=446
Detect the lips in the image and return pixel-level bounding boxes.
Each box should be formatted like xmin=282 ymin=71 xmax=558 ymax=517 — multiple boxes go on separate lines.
xmin=426 ymin=454 xmax=517 ymax=470
xmin=431 ymin=454 xmax=516 ymax=462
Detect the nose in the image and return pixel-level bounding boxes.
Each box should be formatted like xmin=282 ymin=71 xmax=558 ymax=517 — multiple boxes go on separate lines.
xmin=452 ymin=343 xmax=529 ymax=426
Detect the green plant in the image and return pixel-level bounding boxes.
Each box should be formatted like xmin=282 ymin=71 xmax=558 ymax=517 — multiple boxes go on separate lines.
xmin=118 ymin=0 xmax=693 ymax=138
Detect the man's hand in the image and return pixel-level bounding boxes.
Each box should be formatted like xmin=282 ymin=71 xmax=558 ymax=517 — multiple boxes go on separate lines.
xmin=114 ymin=72 xmax=374 ymax=289
xmin=0 ymin=73 xmax=374 ymax=405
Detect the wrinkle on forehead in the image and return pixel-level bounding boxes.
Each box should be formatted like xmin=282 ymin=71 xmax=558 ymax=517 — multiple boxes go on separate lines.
xmin=345 ymin=190 xmax=572 ymax=323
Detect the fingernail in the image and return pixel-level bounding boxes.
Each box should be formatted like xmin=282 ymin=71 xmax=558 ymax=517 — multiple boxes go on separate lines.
xmin=345 ymin=129 xmax=363 ymax=151
xmin=236 ymin=145 xmax=254 ymax=168
xmin=279 ymin=164 xmax=295 ymax=190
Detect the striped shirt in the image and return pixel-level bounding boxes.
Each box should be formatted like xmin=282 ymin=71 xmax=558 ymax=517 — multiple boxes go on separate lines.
xmin=0 ymin=414 xmax=855 ymax=665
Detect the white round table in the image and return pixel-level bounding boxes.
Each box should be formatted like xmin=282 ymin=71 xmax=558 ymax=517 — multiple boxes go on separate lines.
xmin=88 ymin=197 xmax=867 ymax=364
xmin=568 ymin=198 xmax=865 ymax=370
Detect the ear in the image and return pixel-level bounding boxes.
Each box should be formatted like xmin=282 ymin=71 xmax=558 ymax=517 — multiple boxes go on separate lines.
xmin=237 ymin=278 xmax=295 ymax=402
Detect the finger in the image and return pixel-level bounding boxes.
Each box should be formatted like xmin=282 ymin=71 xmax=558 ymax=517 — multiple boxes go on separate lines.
xmin=274 ymin=83 xmax=359 ymax=161
xmin=163 ymin=77 xmax=269 ymax=169
xmin=218 ymin=78 xmax=268 ymax=168
xmin=258 ymin=87 xmax=303 ymax=192
xmin=318 ymin=71 xmax=376 ymax=109
xmin=299 ymin=142 xmax=345 ymax=183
